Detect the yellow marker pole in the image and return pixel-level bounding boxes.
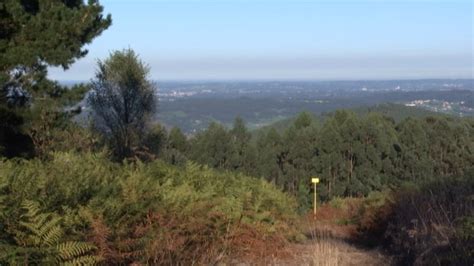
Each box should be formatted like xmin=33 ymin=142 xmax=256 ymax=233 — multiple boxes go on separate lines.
xmin=311 ymin=178 xmax=319 ymax=216
xmin=314 ymin=182 xmax=317 ymax=215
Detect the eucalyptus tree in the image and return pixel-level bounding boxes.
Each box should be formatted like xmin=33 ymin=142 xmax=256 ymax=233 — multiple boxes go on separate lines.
xmin=88 ymin=49 xmax=157 ymax=160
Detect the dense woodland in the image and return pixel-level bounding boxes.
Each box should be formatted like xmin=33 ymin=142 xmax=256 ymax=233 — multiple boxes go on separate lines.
xmin=150 ymin=112 xmax=474 ymax=206
xmin=0 ymin=1 xmax=473 ymax=265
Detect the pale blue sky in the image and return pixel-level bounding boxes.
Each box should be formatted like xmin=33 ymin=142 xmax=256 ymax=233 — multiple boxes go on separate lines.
xmin=49 ymin=0 xmax=473 ymax=81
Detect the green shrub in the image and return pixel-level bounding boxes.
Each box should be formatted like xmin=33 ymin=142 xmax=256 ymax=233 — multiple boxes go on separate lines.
xmin=0 ymin=152 xmax=298 ymax=264
xmin=352 ymin=191 xmax=394 ymax=246
xmin=329 ymin=197 xmax=346 ymax=210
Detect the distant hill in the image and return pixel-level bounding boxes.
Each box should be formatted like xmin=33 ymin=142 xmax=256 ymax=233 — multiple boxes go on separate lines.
xmin=347 ymin=103 xmax=444 ymax=122
xmin=252 ymin=103 xmax=443 ymax=137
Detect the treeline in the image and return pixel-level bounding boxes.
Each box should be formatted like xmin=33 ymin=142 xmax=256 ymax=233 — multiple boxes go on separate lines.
xmin=147 ymin=111 xmax=474 ymax=207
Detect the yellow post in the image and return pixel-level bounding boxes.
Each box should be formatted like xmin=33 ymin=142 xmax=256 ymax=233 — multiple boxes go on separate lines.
xmin=311 ymin=177 xmax=319 ymax=216
xmin=313 ymin=182 xmax=317 ymax=215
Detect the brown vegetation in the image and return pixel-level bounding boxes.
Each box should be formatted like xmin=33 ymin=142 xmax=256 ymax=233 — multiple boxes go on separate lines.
xmin=386 ymin=176 xmax=474 ymax=265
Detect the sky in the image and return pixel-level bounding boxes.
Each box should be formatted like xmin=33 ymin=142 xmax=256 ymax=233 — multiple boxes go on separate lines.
xmin=48 ymin=0 xmax=473 ymax=81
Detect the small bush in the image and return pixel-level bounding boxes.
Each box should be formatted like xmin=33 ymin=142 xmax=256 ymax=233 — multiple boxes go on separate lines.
xmin=354 ymin=191 xmax=394 ymax=246
xmin=385 ymin=174 xmax=474 ymax=265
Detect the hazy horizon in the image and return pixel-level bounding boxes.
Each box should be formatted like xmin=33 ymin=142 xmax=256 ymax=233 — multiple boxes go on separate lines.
xmin=49 ymin=0 xmax=473 ymax=81
xmin=59 ymin=78 xmax=474 ymax=83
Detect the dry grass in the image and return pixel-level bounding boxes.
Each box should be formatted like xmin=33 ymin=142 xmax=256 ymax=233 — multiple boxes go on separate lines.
xmin=304 ymin=216 xmax=389 ymax=266
xmin=281 ymin=238 xmax=387 ymax=266
xmin=228 ymin=215 xmax=390 ymax=266
xmin=266 ymin=232 xmax=388 ymax=266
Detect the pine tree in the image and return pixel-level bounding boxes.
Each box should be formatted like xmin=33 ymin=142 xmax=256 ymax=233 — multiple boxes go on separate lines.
xmin=1 ymin=0 xmax=111 ymax=104
xmin=0 ymin=0 xmax=111 ymax=157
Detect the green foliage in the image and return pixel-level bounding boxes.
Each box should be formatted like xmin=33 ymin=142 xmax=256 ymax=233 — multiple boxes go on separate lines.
xmin=0 ymin=200 xmax=98 ymax=265
xmin=0 ymin=0 xmax=110 ymax=159
xmin=189 ymin=122 xmax=233 ymax=168
xmin=89 ymin=49 xmax=157 ymax=160
xmin=0 ymin=152 xmax=298 ymax=264
xmin=168 ymin=127 xmax=188 ymax=152
xmin=0 ymin=106 xmax=35 ymax=158
xmin=323 ymin=191 xmax=393 ymax=234
xmin=142 ymin=123 xmax=168 ymax=158
xmin=350 ymin=103 xmax=444 ymax=122
xmin=49 ymin=82 xmax=91 ymax=107
xmin=2 ymin=99 xmax=472 ymax=262
xmin=1 ymin=0 xmax=111 ymax=104
xmin=329 ymin=197 xmax=346 ymax=210
xmin=179 ymin=111 xmax=473 ymax=210
xmin=1 ymin=96 xmax=99 ymax=159
xmin=162 ymin=127 xmax=189 ymax=165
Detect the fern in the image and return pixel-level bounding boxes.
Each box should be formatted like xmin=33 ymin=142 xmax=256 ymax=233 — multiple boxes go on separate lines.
xmin=62 ymin=255 xmax=102 ymax=266
xmin=57 ymin=241 xmax=96 ymax=261
xmin=1 ymin=152 xmax=299 ymax=264
xmin=13 ymin=201 xmax=100 ymax=265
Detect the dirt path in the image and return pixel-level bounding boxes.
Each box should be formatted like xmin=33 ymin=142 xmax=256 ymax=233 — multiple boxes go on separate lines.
xmin=238 ymin=220 xmax=391 ymax=265
xmin=274 ymin=238 xmax=389 ymax=266
xmin=272 ymin=218 xmax=392 ymax=266
xmin=230 ymin=236 xmax=390 ymax=265
xmin=228 ymin=215 xmax=391 ymax=266
xmin=231 ymin=237 xmax=390 ymax=266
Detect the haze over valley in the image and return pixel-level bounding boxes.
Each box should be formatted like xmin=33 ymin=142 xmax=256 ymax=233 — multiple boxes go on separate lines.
xmin=66 ymin=79 xmax=474 ymax=133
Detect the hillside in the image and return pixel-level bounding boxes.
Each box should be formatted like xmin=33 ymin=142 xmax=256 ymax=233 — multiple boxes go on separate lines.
xmin=0 ymin=152 xmax=300 ymax=264
xmin=252 ymin=103 xmax=442 ymax=137
xmin=2 ymin=2 xmax=472 ymax=264
xmin=348 ymin=103 xmax=445 ymax=121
